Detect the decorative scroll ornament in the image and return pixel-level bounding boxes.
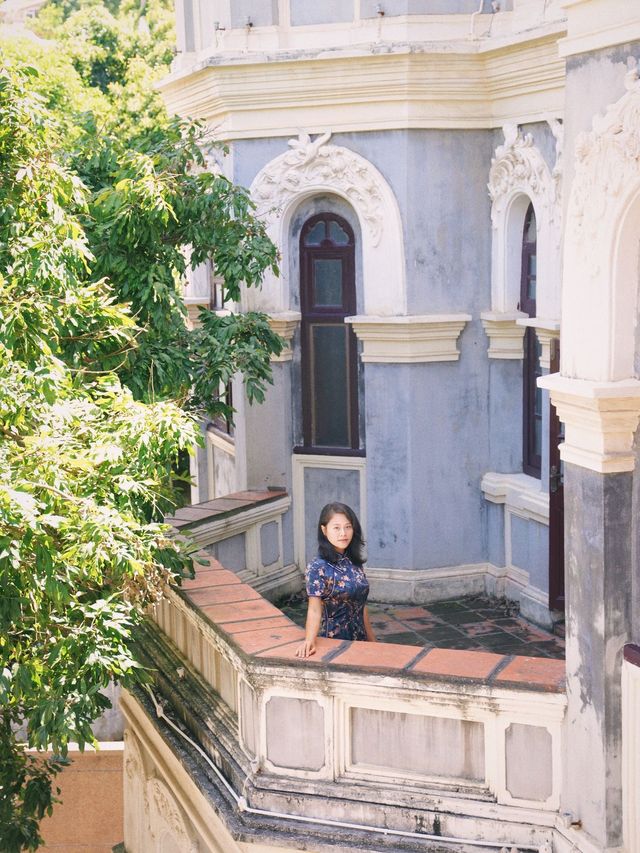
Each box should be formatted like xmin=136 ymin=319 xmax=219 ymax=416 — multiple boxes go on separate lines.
xmin=251 ymin=131 xmax=385 ymax=246
xmin=547 ymin=116 xmax=564 ymax=185
xmin=569 ymin=56 xmax=640 ymax=252
xmin=147 ymin=776 xmax=199 ymax=852
xmin=488 ymin=122 xmax=559 ymax=225
xmin=124 ymin=729 xmax=144 ymax=781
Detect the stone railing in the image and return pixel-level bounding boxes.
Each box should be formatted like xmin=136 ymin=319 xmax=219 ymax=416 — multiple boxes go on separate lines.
xmin=121 ymin=495 xmax=567 ymax=852
xmin=165 ymin=488 xmax=300 ymax=600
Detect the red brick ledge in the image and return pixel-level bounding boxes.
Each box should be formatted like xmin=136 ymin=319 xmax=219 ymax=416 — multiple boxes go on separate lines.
xmin=173 ymin=550 xmax=566 ymax=694
xmin=165 ymin=488 xmax=287 ymax=530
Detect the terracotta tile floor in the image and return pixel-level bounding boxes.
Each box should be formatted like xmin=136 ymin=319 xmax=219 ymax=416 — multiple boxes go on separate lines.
xmin=279 ymin=593 xmax=565 ymax=660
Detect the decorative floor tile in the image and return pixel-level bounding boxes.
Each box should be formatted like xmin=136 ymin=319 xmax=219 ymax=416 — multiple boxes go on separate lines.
xmin=276 ymin=592 xmax=565 ymax=660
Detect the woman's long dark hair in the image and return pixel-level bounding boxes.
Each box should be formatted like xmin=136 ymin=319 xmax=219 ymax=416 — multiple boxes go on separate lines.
xmin=317 ymin=502 xmax=366 ymax=566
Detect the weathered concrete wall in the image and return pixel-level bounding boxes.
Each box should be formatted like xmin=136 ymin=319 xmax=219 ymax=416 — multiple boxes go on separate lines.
xmin=303 ymin=466 xmax=361 ymax=565
xmin=351 ymin=707 xmax=485 ymax=781
xmin=562 ymin=463 xmax=633 ymax=847
xmin=207 ymin=531 xmax=247 ymax=572
xmin=243 ymin=359 xmax=293 ymax=490
xmin=510 ymin=515 xmax=548 ymax=589
xmin=260 ymin=519 xmax=280 ymax=566
xmin=505 ymin=723 xmax=552 ymax=801
xmin=231 ymin=125 xmax=560 ymax=596
xmin=487 ymin=359 xmax=522 ymax=473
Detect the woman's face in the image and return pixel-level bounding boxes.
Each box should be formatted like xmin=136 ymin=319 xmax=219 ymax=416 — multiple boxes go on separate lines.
xmin=322 ymin=512 xmax=353 ymax=554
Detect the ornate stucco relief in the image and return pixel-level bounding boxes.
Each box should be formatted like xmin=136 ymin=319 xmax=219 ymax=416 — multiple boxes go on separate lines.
xmin=123 ymin=727 xmax=200 ymax=853
xmin=487 ymin=122 xmax=562 ymax=320
xmin=541 ymin=58 xmax=640 ymax=473
xmin=248 ymin=131 xmax=406 ymax=316
xmin=147 ymin=776 xmax=200 ymax=852
xmin=252 ymin=132 xmax=384 ymax=247
xmin=488 ymin=123 xmax=559 ymax=222
xmin=568 ymin=58 xmax=640 ymax=267
xmin=561 ymin=58 xmax=640 ymax=384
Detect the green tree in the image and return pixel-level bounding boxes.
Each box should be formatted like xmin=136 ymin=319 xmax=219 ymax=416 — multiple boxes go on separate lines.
xmin=10 ymin=0 xmax=282 ymax=416
xmin=0 ymin=57 xmax=199 ymax=851
xmin=0 ymin=45 xmax=280 ymax=852
xmin=81 ymin=118 xmax=281 ymax=409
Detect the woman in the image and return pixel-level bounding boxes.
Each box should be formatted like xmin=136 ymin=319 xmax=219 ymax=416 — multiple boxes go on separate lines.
xmin=295 ymin=502 xmax=376 ymax=658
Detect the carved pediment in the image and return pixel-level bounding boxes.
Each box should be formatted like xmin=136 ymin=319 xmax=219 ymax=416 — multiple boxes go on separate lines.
xmin=147 ymin=776 xmax=199 ymax=852
xmin=488 ymin=122 xmax=559 ymax=224
xmin=570 ymin=57 xmax=640 ymax=250
xmin=251 ymin=131 xmax=384 ymax=246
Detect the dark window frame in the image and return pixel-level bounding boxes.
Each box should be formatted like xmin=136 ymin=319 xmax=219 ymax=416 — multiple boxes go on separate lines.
xmin=297 ymin=213 xmax=361 ymax=454
xmin=520 ymin=202 xmax=541 ymax=479
xmin=211 ymin=381 xmax=234 ymax=438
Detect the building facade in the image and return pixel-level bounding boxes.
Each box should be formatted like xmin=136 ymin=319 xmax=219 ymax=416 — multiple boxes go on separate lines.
xmin=171 ymin=0 xmax=572 ymax=626
xmin=121 ymin=2 xmax=640 ymax=852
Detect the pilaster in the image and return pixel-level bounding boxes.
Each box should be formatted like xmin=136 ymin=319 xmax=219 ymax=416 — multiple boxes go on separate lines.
xmin=561 ymin=462 xmax=633 ymax=847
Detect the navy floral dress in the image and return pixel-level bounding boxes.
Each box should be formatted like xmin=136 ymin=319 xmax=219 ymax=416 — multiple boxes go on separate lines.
xmin=305 ymin=554 xmax=370 ymax=640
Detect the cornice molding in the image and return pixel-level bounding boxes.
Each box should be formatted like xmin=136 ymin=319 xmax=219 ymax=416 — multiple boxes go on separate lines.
xmin=538 ymin=374 xmax=640 ymax=473
xmin=346 ymin=314 xmax=471 ymax=363
xmin=558 ymin=0 xmax=640 ymax=58
xmin=267 ymin=311 xmax=300 ymax=362
xmin=160 ymin=36 xmax=565 ymax=139
xmin=481 ymin=311 xmax=528 ymax=359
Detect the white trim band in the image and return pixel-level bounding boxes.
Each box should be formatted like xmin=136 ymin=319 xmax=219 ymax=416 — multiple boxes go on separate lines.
xmin=481 ymin=471 xmax=549 ymax=525
xmin=346 ymin=314 xmax=472 ymax=363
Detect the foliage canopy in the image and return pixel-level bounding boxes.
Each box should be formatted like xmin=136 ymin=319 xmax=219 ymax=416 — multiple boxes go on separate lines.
xmin=0 ymin=0 xmax=282 ymax=846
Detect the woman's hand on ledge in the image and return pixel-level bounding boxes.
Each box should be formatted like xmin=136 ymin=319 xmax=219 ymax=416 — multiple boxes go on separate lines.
xmin=295 ymin=639 xmax=316 ymax=658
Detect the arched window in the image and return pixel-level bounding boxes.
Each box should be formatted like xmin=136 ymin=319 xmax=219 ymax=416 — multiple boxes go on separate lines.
xmin=520 ymin=203 xmax=541 ymax=478
xmin=299 ymin=213 xmax=359 ymax=453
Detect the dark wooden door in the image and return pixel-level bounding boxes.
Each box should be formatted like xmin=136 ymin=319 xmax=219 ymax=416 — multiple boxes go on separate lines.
xmin=548 ymin=337 xmax=565 ymax=611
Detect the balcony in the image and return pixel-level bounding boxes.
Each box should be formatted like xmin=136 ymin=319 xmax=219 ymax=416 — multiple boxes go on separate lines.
xmin=121 ymin=490 xmax=568 ymax=852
